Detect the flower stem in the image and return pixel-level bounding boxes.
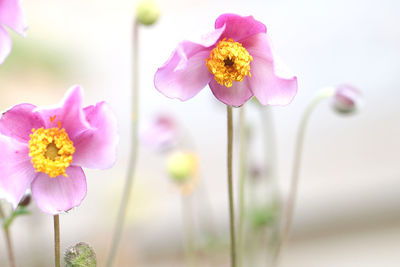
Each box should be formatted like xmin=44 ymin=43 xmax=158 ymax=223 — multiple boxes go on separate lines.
xmin=259 ymin=106 xmax=281 ymax=264
xmin=0 ymin=205 xmax=16 ymax=267
xmin=53 ymin=215 xmax=60 ymax=267
xmin=181 ymin=194 xmax=197 ymax=267
xmin=237 ymin=105 xmax=246 ymax=267
xmin=227 ymin=106 xmax=236 ymax=267
xmin=278 ymin=88 xmax=334 ymax=259
xmin=106 ymin=20 xmax=140 ymax=267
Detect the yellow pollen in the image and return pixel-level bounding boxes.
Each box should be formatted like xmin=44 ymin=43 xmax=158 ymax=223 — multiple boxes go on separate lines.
xmin=206 ymin=38 xmax=253 ymax=87
xmin=28 ymin=127 xmax=75 ymax=178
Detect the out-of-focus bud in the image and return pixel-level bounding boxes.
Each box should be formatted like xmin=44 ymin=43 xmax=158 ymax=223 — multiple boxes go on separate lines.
xmin=64 ymin=242 xmax=97 ymax=267
xmin=141 ymin=114 xmax=179 ymax=151
xmin=18 ymin=193 xmax=31 ymax=207
xmin=136 ymin=0 xmax=160 ymax=26
xmin=250 ymin=204 xmax=278 ymax=230
xmin=332 ymin=84 xmax=362 ymax=114
xmin=167 ymin=151 xmax=197 ymax=183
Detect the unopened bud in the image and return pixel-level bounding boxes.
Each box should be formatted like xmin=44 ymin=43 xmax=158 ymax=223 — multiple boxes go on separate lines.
xmin=250 ymin=204 xmax=278 ymax=229
xmin=136 ymin=0 xmax=160 ymax=26
xmin=18 ymin=193 xmax=31 ymax=207
xmin=332 ymin=84 xmax=361 ymax=114
xmin=167 ymin=151 xmax=197 ymax=183
xmin=64 ymin=242 xmax=96 ymax=267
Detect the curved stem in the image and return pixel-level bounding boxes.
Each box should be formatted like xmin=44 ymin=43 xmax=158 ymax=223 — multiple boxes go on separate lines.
xmin=4 ymin=229 xmax=15 ymax=267
xmin=278 ymin=89 xmax=334 ymax=260
xmin=0 ymin=205 xmax=16 ymax=267
xmin=53 ymin=215 xmax=60 ymax=267
xmin=237 ymin=106 xmax=246 ymax=267
xmin=106 ymin=20 xmax=140 ymax=267
xmin=227 ymin=106 xmax=236 ymax=267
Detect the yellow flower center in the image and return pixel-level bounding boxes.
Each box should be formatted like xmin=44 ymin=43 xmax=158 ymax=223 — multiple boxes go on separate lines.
xmin=28 ymin=125 xmax=75 ymax=178
xmin=206 ymin=38 xmax=253 ymax=87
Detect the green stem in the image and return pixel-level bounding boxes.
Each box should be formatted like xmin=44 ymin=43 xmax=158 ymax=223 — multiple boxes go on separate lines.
xmin=227 ymin=106 xmax=236 ymax=267
xmin=182 ymin=194 xmax=197 ymax=267
xmin=54 ymin=215 xmax=60 ymax=267
xmin=237 ymin=105 xmax=246 ymax=267
xmin=277 ymin=88 xmax=334 ymax=260
xmin=106 ymin=20 xmax=140 ymax=267
xmin=0 ymin=205 xmax=16 ymax=267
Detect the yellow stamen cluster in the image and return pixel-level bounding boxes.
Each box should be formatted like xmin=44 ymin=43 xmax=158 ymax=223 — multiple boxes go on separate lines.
xmin=28 ymin=127 xmax=75 ymax=177
xmin=206 ymin=38 xmax=253 ymax=87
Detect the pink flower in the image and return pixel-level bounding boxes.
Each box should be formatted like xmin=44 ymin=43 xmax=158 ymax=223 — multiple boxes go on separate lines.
xmin=0 ymin=0 xmax=27 ymax=64
xmin=154 ymin=13 xmax=298 ymax=107
xmin=0 ymin=86 xmax=118 ymax=214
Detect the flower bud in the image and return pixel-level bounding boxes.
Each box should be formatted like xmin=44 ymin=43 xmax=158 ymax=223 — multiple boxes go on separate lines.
xmin=250 ymin=204 xmax=278 ymax=229
xmin=136 ymin=0 xmax=160 ymax=26
xmin=141 ymin=113 xmax=179 ymax=151
xmin=64 ymin=242 xmax=96 ymax=267
xmin=18 ymin=193 xmax=31 ymax=207
xmin=167 ymin=151 xmax=197 ymax=183
xmin=332 ymin=84 xmax=361 ymax=114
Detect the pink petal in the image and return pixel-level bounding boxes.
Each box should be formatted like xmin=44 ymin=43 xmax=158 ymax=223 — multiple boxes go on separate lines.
xmin=72 ymin=102 xmax=118 ymax=169
xmin=243 ymin=34 xmax=298 ymax=105
xmin=31 ymin=166 xmax=87 ymax=215
xmin=34 ymin=85 xmax=90 ymax=139
xmin=0 ymin=26 xmax=11 ymax=64
xmin=208 ymin=78 xmax=253 ymax=107
xmin=0 ymin=0 xmax=27 ymax=36
xmin=154 ymin=44 xmax=212 ymax=101
xmin=0 ymin=103 xmax=45 ymax=143
xmin=0 ymin=135 xmax=36 ymax=208
xmin=215 ymin=14 xmax=266 ymax=42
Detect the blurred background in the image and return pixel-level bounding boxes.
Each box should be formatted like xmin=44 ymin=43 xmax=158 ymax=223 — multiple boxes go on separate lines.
xmin=0 ymin=0 xmax=400 ymax=266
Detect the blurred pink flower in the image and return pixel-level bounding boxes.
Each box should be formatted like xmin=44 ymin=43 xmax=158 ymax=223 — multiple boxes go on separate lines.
xmin=154 ymin=13 xmax=298 ymax=107
xmin=333 ymin=84 xmax=361 ymax=114
xmin=0 ymin=0 xmax=27 ymax=64
xmin=141 ymin=114 xmax=179 ymax=150
xmin=0 ymin=86 xmax=118 ymax=214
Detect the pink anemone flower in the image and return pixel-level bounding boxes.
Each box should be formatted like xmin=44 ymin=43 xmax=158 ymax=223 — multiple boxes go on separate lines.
xmin=0 ymin=86 xmax=118 ymax=214
xmin=154 ymin=13 xmax=298 ymax=107
xmin=0 ymin=0 xmax=27 ymax=64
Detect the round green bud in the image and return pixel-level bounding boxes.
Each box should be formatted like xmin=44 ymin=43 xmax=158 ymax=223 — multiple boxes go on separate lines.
xmin=64 ymin=242 xmax=97 ymax=267
xmin=167 ymin=151 xmax=197 ymax=183
xmin=136 ymin=0 xmax=160 ymax=26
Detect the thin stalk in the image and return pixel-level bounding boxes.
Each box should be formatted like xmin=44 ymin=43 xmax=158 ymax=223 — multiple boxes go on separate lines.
xmin=106 ymin=20 xmax=140 ymax=267
xmin=259 ymin=106 xmax=281 ymax=264
xmin=227 ymin=106 xmax=236 ymax=267
xmin=0 ymin=205 xmax=16 ymax=267
xmin=181 ymin=194 xmax=197 ymax=267
xmin=237 ymin=106 xmax=246 ymax=267
xmin=277 ymin=89 xmax=334 ymax=260
xmin=53 ymin=215 xmax=60 ymax=267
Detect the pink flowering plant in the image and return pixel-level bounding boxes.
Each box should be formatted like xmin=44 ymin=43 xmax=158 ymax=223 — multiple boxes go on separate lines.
xmin=155 ymin=13 xmax=298 ymax=107
xmin=154 ymin=13 xmax=299 ymax=267
xmin=0 ymin=86 xmax=118 ymax=214
xmin=0 ymin=0 xmax=27 ymax=64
